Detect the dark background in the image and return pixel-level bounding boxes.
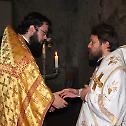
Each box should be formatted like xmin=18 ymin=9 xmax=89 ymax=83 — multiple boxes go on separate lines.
xmin=1 ymin=0 xmax=126 ymax=125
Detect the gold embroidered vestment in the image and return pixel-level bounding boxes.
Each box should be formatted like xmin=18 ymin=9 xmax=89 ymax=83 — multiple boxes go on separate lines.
xmin=0 ymin=26 xmax=53 ymax=126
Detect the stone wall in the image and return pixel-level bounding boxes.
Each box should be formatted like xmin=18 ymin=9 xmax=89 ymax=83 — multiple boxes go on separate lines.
xmin=7 ymin=0 xmax=126 ymax=125
xmin=12 ymin=0 xmax=126 ymax=91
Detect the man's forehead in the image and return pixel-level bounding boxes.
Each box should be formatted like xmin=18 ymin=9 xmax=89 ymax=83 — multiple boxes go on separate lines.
xmin=90 ymin=35 xmax=98 ymax=39
xmin=40 ymin=23 xmax=49 ymax=30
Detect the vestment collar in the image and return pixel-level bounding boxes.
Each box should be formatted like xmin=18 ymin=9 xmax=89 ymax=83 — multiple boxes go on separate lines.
xmin=21 ymin=35 xmax=30 ymax=44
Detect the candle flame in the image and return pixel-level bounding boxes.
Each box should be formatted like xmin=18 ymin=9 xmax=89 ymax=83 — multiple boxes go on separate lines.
xmin=55 ymin=51 xmax=58 ymax=56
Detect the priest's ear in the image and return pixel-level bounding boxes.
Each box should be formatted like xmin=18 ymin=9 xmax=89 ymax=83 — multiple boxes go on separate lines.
xmin=104 ymin=41 xmax=110 ymax=51
xmin=29 ymin=25 xmax=36 ymax=35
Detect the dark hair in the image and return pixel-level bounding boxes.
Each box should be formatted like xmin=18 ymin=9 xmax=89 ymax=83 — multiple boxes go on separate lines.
xmin=16 ymin=12 xmax=52 ymax=34
xmin=91 ymin=23 xmax=119 ymax=51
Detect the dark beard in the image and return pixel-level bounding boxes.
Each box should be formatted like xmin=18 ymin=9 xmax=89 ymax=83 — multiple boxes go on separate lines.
xmin=88 ymin=49 xmax=102 ymax=67
xmin=29 ymin=33 xmax=42 ymax=58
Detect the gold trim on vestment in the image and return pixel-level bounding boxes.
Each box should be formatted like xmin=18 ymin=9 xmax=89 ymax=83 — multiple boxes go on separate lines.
xmin=0 ymin=26 xmax=54 ymax=126
xmin=98 ymin=66 xmax=126 ymax=125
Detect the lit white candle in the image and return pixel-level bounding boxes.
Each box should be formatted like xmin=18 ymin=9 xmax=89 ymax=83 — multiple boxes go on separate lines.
xmin=42 ymin=43 xmax=45 ymax=55
xmin=42 ymin=43 xmax=46 ymax=59
xmin=55 ymin=51 xmax=58 ymax=68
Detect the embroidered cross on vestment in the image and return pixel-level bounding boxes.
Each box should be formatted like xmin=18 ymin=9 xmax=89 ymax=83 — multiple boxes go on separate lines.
xmin=92 ymin=72 xmax=104 ymax=90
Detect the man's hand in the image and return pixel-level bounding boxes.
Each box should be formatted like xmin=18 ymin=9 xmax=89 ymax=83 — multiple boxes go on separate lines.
xmin=80 ymin=85 xmax=91 ymax=101
xmin=52 ymin=92 xmax=68 ymax=109
xmin=59 ymin=88 xmax=79 ymax=98
xmin=57 ymin=85 xmax=91 ymax=101
xmin=48 ymin=106 xmax=56 ymax=112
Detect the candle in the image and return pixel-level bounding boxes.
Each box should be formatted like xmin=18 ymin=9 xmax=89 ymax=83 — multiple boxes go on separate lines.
xmin=55 ymin=51 xmax=58 ymax=68
xmin=42 ymin=43 xmax=46 ymax=59
xmin=42 ymin=43 xmax=45 ymax=55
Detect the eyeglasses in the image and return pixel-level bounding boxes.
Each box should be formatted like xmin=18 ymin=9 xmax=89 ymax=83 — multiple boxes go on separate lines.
xmin=36 ymin=27 xmax=47 ymax=36
xmin=39 ymin=28 xmax=47 ymax=36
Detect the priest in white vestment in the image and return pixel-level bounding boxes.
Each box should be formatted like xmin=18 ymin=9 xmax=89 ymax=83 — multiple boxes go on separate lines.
xmin=60 ymin=23 xmax=126 ymax=126
xmin=76 ymin=46 xmax=126 ymax=126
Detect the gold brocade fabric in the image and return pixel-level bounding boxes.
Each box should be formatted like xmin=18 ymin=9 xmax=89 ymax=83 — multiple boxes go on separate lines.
xmin=0 ymin=26 xmax=54 ymax=126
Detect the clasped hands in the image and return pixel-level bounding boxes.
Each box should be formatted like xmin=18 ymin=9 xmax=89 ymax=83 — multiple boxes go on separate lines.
xmin=49 ymin=85 xmax=91 ymax=112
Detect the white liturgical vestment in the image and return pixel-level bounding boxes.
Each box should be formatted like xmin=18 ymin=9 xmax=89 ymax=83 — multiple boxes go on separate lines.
xmin=76 ymin=46 xmax=126 ymax=126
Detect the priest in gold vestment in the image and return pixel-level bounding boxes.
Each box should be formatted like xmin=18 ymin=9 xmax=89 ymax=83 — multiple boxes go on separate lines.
xmin=0 ymin=25 xmax=54 ymax=126
xmin=0 ymin=12 xmax=68 ymax=126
